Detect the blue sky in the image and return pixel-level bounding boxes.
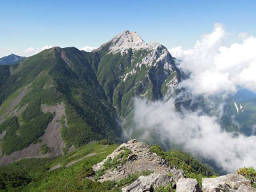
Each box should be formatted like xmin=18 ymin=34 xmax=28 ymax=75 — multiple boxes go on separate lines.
xmin=1 ymin=0 xmax=256 ymax=57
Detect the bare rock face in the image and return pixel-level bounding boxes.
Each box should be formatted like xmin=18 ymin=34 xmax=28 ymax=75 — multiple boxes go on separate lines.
xmin=176 ymin=178 xmax=201 ymax=192
xmin=108 ymin=31 xmax=148 ymax=55
xmin=122 ymin=173 xmax=171 ymax=192
xmin=202 ymin=174 xmax=252 ymax=192
xmin=93 ymin=139 xmax=184 ymax=182
xmin=171 ymin=168 xmax=185 ymax=183
xmin=237 ymin=184 xmax=256 ymax=192
xmin=0 ymin=103 xmax=67 ymax=165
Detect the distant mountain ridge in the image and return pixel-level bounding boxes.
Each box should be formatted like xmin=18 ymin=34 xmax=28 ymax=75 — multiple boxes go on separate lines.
xmin=0 ymin=54 xmax=25 ymax=65
xmin=0 ymin=31 xmax=180 ymax=164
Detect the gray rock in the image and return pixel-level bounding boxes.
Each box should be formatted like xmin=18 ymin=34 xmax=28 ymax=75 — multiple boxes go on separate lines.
xmin=122 ymin=173 xmax=171 ymax=192
xmin=202 ymin=174 xmax=251 ymax=192
xmin=176 ymin=178 xmax=201 ymax=192
xmin=93 ymin=139 xmax=182 ymax=182
xmin=127 ymin=154 xmax=138 ymax=161
xmin=92 ymin=140 xmax=256 ymax=192
xmin=171 ymin=168 xmax=185 ymax=183
xmin=237 ymin=184 xmax=256 ymax=192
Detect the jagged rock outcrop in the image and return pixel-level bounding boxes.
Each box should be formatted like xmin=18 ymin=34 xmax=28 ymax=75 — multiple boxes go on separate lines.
xmin=108 ymin=31 xmax=149 ymax=55
xmin=93 ymin=139 xmax=184 ymax=191
xmin=106 ymin=30 xmax=177 ymax=73
xmin=202 ymin=174 xmax=255 ymax=192
xmin=93 ymin=139 xmax=184 ymax=183
xmin=122 ymin=173 xmax=171 ymax=192
xmin=93 ymin=140 xmax=256 ymax=192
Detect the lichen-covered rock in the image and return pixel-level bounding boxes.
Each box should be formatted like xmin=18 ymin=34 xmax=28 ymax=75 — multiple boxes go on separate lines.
xmin=202 ymin=174 xmax=251 ymax=192
xmin=176 ymin=178 xmax=201 ymax=192
xmin=122 ymin=173 xmax=171 ymax=192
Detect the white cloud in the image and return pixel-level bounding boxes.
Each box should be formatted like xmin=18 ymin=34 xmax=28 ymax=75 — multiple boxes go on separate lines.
xmin=131 ymin=98 xmax=256 ymax=172
xmin=0 ymin=45 xmax=53 ymax=57
xmin=170 ymin=23 xmax=256 ymax=95
xmin=23 ymin=45 xmax=53 ymax=57
xmin=129 ymin=24 xmax=256 ymax=172
xmin=1 ymin=45 xmax=97 ymax=57
xmin=80 ymin=46 xmax=97 ymax=52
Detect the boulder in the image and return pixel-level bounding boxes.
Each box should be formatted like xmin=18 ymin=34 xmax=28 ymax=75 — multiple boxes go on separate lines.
xmin=202 ymin=174 xmax=251 ymax=192
xmin=176 ymin=178 xmax=201 ymax=192
xmin=122 ymin=173 xmax=171 ymax=192
xmin=171 ymin=168 xmax=185 ymax=183
xmin=237 ymin=184 xmax=256 ymax=192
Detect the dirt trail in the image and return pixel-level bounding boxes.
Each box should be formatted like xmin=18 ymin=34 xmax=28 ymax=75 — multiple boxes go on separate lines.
xmin=66 ymin=152 xmax=99 ymax=167
xmin=49 ymin=152 xmax=104 ymax=172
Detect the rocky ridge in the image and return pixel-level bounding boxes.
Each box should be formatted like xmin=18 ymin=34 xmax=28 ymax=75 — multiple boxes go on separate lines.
xmin=109 ymin=31 xmax=149 ymax=55
xmin=98 ymin=30 xmax=178 ymax=83
xmin=93 ymin=139 xmax=256 ymax=192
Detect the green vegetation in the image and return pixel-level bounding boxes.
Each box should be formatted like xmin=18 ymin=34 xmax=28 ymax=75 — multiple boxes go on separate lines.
xmin=95 ymin=46 xmax=177 ymax=117
xmin=0 ymin=166 xmax=31 ymax=190
xmin=97 ymin=50 xmax=132 ymax=104
xmin=0 ymin=99 xmax=53 ymax=155
xmin=0 ymin=142 xmax=118 ymax=192
xmin=95 ymin=170 xmax=154 ymax=192
xmin=0 ymin=65 xmax=10 ymax=90
xmin=237 ymin=167 xmax=256 ymax=188
xmin=95 ymin=147 xmax=131 ymax=180
xmin=51 ymin=48 xmax=122 ymax=146
xmin=0 ymin=47 xmax=122 ymax=153
xmin=0 ymin=41 xmax=179 ymax=154
xmin=0 ymin=141 xmax=219 ymax=192
xmin=0 ymin=158 xmax=51 ymax=192
xmin=0 ymin=86 xmax=23 ymax=117
xmin=103 ymin=147 xmax=131 ymax=169
xmin=156 ymin=185 xmax=176 ymax=192
xmin=50 ymin=141 xmax=118 ymax=167
xmin=0 ymin=54 xmax=24 ymax=66
xmin=114 ymin=170 xmax=153 ymax=188
xmin=161 ymin=71 xmax=177 ymax=95
xmin=150 ymin=145 xmax=216 ymax=186
xmin=40 ymin=144 xmax=51 ymax=155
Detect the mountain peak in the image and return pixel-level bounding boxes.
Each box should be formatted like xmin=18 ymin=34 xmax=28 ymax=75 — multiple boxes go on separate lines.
xmin=0 ymin=54 xmax=25 ymax=65
xmin=116 ymin=30 xmax=144 ymax=42
xmin=109 ymin=30 xmax=148 ymax=54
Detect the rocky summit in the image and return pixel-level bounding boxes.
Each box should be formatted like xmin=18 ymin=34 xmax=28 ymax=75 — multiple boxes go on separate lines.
xmin=93 ymin=139 xmax=256 ymax=192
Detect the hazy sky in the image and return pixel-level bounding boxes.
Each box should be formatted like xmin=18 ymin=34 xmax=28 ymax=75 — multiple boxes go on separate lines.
xmin=1 ymin=0 xmax=256 ymax=57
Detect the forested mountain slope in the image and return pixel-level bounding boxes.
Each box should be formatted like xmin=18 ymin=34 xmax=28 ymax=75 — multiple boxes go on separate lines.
xmin=0 ymin=31 xmax=180 ymax=164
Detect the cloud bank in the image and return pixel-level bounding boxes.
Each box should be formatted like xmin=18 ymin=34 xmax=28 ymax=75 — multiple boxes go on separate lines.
xmin=19 ymin=45 xmax=53 ymax=57
xmin=80 ymin=46 xmax=97 ymax=52
xmin=130 ymin=24 xmax=256 ymax=172
xmin=132 ymin=98 xmax=256 ymax=172
xmin=170 ymin=23 xmax=256 ymax=95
